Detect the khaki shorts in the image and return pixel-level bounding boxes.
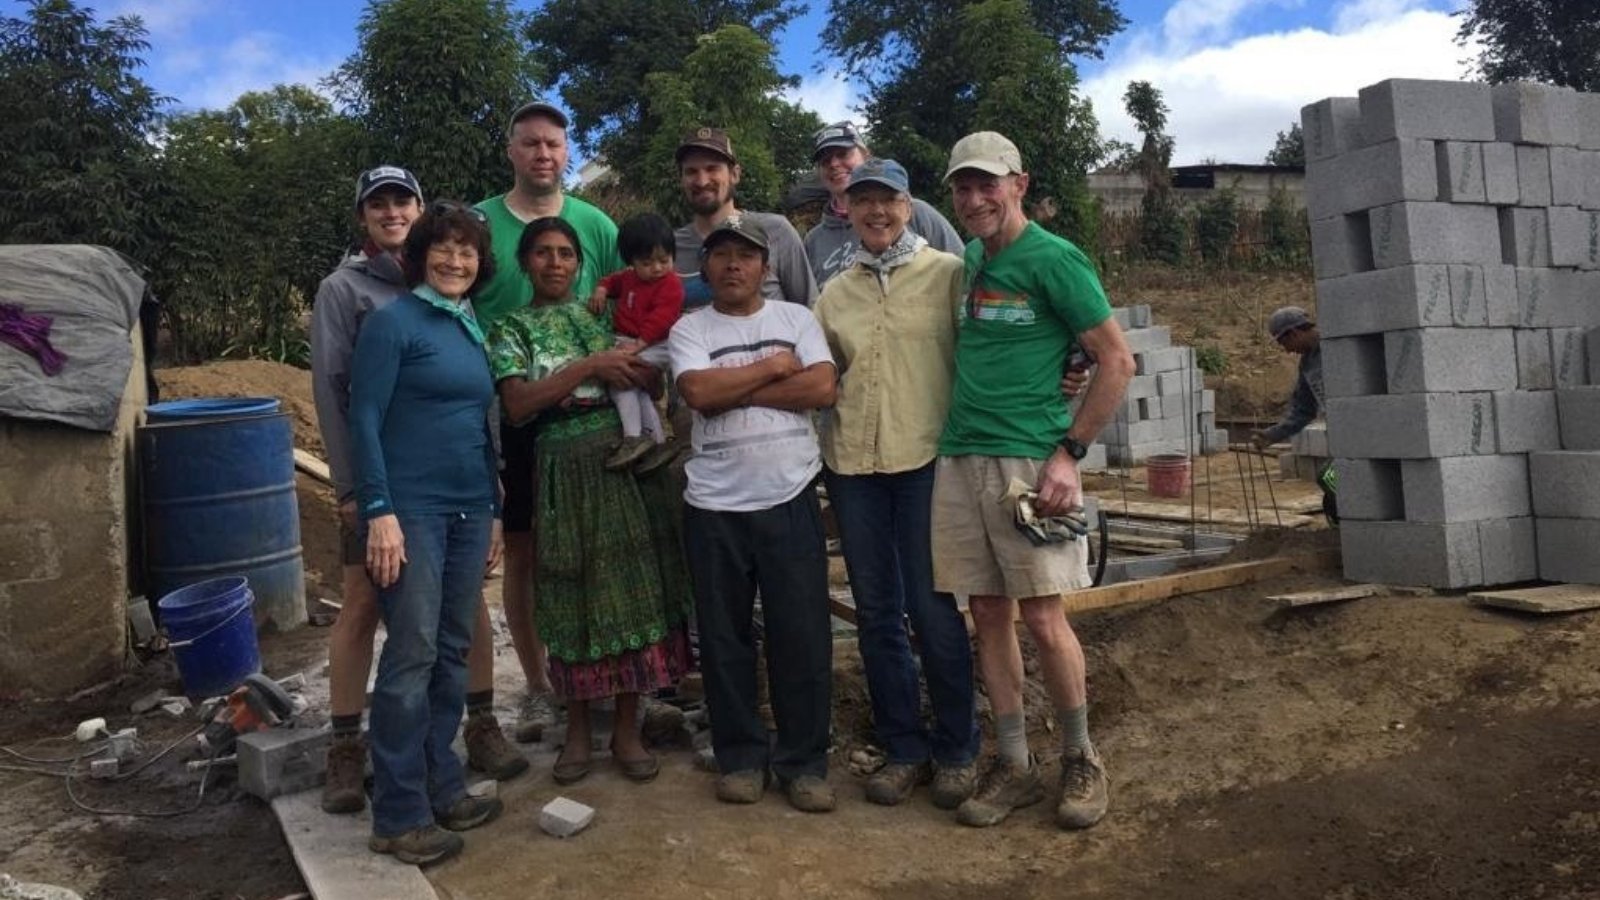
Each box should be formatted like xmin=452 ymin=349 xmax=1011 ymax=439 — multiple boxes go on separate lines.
xmin=931 ymin=455 xmax=1091 ymax=599
xmin=339 ymin=518 xmax=364 ymax=567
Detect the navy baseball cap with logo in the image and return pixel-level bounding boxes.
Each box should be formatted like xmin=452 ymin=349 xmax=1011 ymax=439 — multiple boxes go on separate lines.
xmin=354 ymin=165 xmax=422 ymax=209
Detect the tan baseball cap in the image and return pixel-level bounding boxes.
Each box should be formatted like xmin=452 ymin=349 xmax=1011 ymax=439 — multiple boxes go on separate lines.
xmin=676 ymin=127 xmax=737 ymax=165
xmin=943 ymin=131 xmax=1024 ymax=181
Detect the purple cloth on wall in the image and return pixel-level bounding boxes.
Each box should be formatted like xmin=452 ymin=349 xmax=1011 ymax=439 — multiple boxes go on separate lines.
xmin=0 ymin=303 xmax=67 ymax=375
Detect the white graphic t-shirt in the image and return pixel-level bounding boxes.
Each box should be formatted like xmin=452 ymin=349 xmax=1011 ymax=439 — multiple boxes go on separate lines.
xmin=668 ymin=300 xmax=834 ymax=512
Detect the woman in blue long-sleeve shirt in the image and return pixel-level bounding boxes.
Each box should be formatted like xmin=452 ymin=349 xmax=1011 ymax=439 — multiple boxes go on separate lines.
xmin=348 ymin=201 xmax=504 ymax=867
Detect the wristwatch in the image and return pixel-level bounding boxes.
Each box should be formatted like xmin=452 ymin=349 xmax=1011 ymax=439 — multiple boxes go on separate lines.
xmin=1058 ymin=434 xmax=1090 ymax=461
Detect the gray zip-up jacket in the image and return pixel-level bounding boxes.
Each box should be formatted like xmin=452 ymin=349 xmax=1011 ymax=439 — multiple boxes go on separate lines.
xmin=311 ymin=250 xmax=407 ymax=502
xmin=1263 ymin=345 xmax=1324 ymax=443
xmin=803 ymin=198 xmax=964 ymax=287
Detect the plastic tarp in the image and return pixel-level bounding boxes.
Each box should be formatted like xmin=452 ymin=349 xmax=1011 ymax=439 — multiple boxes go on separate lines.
xmin=0 ymin=245 xmax=144 ymax=432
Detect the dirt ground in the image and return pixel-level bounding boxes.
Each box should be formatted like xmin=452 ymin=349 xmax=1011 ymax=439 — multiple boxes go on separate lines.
xmin=10 ymin=335 xmax=1600 ymax=900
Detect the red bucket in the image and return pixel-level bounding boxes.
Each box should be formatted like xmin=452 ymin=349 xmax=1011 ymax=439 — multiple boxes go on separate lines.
xmin=1146 ymin=454 xmax=1192 ymax=498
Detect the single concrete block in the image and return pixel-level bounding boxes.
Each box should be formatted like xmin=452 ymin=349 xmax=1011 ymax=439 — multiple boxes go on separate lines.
xmin=1326 ymin=392 xmax=1495 ymax=459
xmin=1292 ymin=422 xmax=1330 ymax=458
xmin=1303 ymin=97 xmax=1364 ymax=162
xmin=1333 ymin=458 xmax=1404 ymax=521
xmin=1581 ymin=94 xmax=1600 ymax=151
xmin=1478 ymin=517 xmax=1538 ymax=585
xmin=1500 ymin=207 xmax=1552 ymax=267
xmin=1360 ymin=79 xmax=1496 ymax=144
xmin=1111 ymin=307 xmax=1133 ymax=330
xmin=1549 ymin=147 xmax=1590 ymax=207
xmin=237 ymin=727 xmax=332 ymax=801
xmin=1316 ymin=264 xmax=1453 ymax=337
xmin=1515 ymin=145 xmax=1553 ymax=207
xmin=1549 ymin=207 xmax=1600 ymax=270
xmin=1384 ymin=328 xmax=1518 ymax=393
xmin=1493 ymin=390 xmax=1561 ymax=453
xmin=1136 ymin=346 xmax=1192 ymax=376
xmin=1306 ymin=139 xmax=1439 ymax=220
xmin=1369 ymin=202 xmax=1502 ymax=269
xmin=1124 ymin=374 xmax=1160 ymax=400
xmin=1517 ymin=268 xmax=1588 ymax=328
xmin=1340 ymin=519 xmax=1484 ymax=588
xmin=1553 ymin=328 xmax=1590 ymax=387
xmin=1586 ymin=152 xmax=1600 ymax=210
xmin=1482 ymin=142 xmax=1520 ymax=205
xmin=1324 ymin=335 xmax=1387 ymax=398
xmin=1515 ymin=328 xmax=1555 ymax=390
xmin=1452 ymin=264 xmax=1519 ymax=327
xmin=1536 ymin=518 xmax=1600 ymax=583
xmin=1128 ymin=305 xmax=1153 ymax=329
xmin=1400 ymin=455 xmax=1530 ymax=523
xmin=1311 ymin=213 xmax=1375 ymax=279
xmin=1436 ymin=141 xmax=1487 ymax=203
xmin=539 ymin=796 xmax=596 ymax=838
xmin=1530 ymin=451 xmax=1600 ymax=517
xmin=1492 ymin=82 xmax=1580 ymax=146
xmin=1557 ymin=386 xmax=1600 ymax=449
xmin=1123 ymin=325 xmax=1173 ymax=353
xmin=1157 ymin=370 xmax=1197 ymax=397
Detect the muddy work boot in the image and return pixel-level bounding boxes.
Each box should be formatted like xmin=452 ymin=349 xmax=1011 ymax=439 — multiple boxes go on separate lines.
xmin=1055 ymin=746 xmax=1110 ymax=830
xmin=514 ymin=691 xmax=558 ymax=744
xmin=437 ymin=794 xmax=504 ymax=832
xmin=369 ymin=825 xmax=463 ymax=867
xmin=321 ymin=733 xmax=368 ymax=814
xmin=464 ymin=713 xmax=530 ymax=781
xmin=955 ymin=755 xmax=1045 ymax=828
xmin=783 ymin=775 xmax=837 ymax=813
xmin=715 ymin=768 xmax=769 ymax=804
xmin=864 ymin=761 xmax=932 ymax=807
xmin=929 ymin=761 xmax=978 ymax=810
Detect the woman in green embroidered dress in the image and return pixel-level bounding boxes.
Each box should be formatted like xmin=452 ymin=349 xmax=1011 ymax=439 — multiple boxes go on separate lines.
xmin=486 ymin=217 xmax=692 ymax=785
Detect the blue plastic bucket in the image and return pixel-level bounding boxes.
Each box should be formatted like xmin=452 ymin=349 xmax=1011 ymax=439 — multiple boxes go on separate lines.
xmin=145 ymin=397 xmax=282 ymax=422
xmin=158 ymin=576 xmax=262 ymax=699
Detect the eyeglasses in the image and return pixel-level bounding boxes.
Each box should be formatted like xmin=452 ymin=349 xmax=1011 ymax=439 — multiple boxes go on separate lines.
xmin=428 ymin=200 xmax=488 ymax=224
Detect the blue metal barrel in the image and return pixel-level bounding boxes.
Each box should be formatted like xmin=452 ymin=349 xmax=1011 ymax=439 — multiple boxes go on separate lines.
xmin=139 ymin=397 xmax=306 ymax=630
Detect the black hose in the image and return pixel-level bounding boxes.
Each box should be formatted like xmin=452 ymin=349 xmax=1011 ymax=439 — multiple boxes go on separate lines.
xmin=1092 ymin=510 xmax=1110 ymax=586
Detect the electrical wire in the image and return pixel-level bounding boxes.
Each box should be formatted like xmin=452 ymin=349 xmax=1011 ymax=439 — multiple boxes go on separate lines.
xmin=2 ymin=723 xmax=221 ymax=819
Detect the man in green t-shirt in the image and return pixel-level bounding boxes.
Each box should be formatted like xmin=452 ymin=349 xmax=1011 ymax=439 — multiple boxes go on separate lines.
xmin=933 ymin=131 xmax=1134 ymax=832
xmin=473 ymin=101 xmax=623 ymax=744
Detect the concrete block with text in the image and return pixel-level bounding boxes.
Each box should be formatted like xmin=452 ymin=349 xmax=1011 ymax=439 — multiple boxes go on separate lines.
xmin=1303 ymin=78 xmax=1600 ymax=587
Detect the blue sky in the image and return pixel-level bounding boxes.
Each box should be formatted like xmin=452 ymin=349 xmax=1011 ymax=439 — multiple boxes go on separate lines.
xmin=92 ymin=0 xmax=1475 ymax=165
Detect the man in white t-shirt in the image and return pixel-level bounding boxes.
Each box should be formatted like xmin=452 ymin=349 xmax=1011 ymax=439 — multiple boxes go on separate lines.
xmin=669 ymin=215 xmax=838 ymax=814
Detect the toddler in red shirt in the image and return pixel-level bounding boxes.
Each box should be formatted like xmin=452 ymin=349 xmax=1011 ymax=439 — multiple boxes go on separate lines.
xmin=588 ymin=212 xmax=685 ymax=471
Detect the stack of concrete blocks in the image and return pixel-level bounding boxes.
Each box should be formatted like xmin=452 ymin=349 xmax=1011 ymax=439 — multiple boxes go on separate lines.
xmin=1087 ymin=304 xmax=1224 ymax=469
xmin=1304 ymin=78 xmax=1600 ymax=588
xmin=1278 ymin=422 xmax=1331 ymax=480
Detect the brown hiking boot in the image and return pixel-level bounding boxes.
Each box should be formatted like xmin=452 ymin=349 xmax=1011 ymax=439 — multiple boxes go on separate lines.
xmin=864 ymin=761 xmax=932 ymax=806
xmin=784 ymin=775 xmax=837 ymax=813
xmin=464 ymin=713 xmax=529 ymax=781
xmin=955 ymin=755 xmax=1045 ymax=828
xmin=1055 ymin=746 xmax=1110 ymax=830
xmin=369 ymin=824 xmax=463 ymax=867
xmin=321 ymin=733 xmax=367 ymax=814
xmin=437 ymin=794 xmax=503 ymax=832
xmin=715 ymin=768 xmax=769 ymax=804
xmin=930 ymin=761 xmax=978 ymax=810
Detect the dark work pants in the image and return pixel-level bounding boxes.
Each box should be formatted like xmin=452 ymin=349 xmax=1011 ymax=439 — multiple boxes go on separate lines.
xmin=684 ymin=486 xmax=832 ymax=783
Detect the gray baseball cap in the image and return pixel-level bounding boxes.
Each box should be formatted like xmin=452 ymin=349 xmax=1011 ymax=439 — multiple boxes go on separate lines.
xmin=1267 ymin=306 xmax=1314 ymax=340
xmin=354 ymin=165 xmax=422 ymax=209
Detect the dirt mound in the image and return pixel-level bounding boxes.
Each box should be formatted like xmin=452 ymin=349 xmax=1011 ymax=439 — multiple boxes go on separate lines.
xmin=155 ymin=360 xmax=322 ymax=456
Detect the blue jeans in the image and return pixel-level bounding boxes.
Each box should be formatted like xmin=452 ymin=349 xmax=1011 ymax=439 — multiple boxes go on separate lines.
xmin=825 ymin=465 xmax=978 ymax=767
xmin=369 ymin=510 xmax=491 ymax=837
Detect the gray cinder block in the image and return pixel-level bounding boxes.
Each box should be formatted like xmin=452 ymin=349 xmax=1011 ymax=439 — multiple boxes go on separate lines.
xmin=1517 ymin=268 xmax=1586 ymax=328
xmin=1452 ymin=264 xmax=1519 ymax=327
xmin=1326 ymin=392 xmax=1495 ymax=458
xmin=1124 ymin=374 xmax=1159 ymax=400
xmin=1136 ymin=346 xmax=1192 ymax=376
xmin=1536 ymin=518 xmax=1600 ymax=583
xmin=1516 ymin=146 xmax=1553 ymax=207
xmin=1128 ymin=305 xmax=1153 ymax=329
xmin=1306 ymin=139 xmax=1439 ymax=220
xmin=1303 ymin=97 xmax=1364 ymax=162
xmin=1552 ymin=328 xmax=1590 ymax=387
xmin=1123 ymin=325 xmax=1173 ymax=353
xmin=1500 ymin=207 xmax=1552 ymax=267
xmin=1582 ymin=94 xmax=1600 ymax=151
xmin=1436 ymin=141 xmax=1487 ymax=203
xmin=1400 ymin=455 xmax=1531 ymax=523
xmin=1360 ymin=79 xmax=1496 ymax=144
xmin=1493 ymin=390 xmax=1561 ymax=453
xmin=1515 ymin=328 xmax=1554 ymax=390
xmin=540 ymin=796 xmax=596 ymax=838
xmin=1157 ymin=369 xmax=1197 ymax=397
xmin=1385 ymin=328 xmax=1517 ymax=393
xmin=1530 ymin=451 xmax=1600 ymax=517
xmin=1478 ymin=517 xmax=1538 ymax=585
xmin=237 ymin=727 xmax=332 ymax=801
xmin=1316 ymin=264 xmax=1452 ymax=337
xmin=1369 ymin=202 xmax=1502 ymax=269
xmin=1557 ymin=386 xmax=1600 ymax=449
xmin=1340 ymin=519 xmax=1484 ymax=588
xmin=1333 ymin=458 xmax=1404 ymax=521
xmin=1548 ymin=207 xmax=1600 ymax=270
xmin=1492 ymin=82 xmax=1580 ymax=146
xmin=1324 ymin=335 xmax=1387 ymax=398
xmin=1311 ymin=214 xmax=1375 ymax=279
xmin=1549 ymin=147 xmax=1589 ymax=207
xmin=1589 ymin=328 xmax=1600 ymax=384
xmin=1482 ymin=142 xmax=1520 ymax=205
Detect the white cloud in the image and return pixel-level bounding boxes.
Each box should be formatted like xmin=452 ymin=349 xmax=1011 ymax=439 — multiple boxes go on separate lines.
xmin=1161 ymin=0 xmax=1298 ymax=52
xmin=1084 ymin=4 xmax=1480 ymax=166
xmin=159 ymin=32 xmax=342 ymax=112
xmin=107 ymin=0 xmax=211 ymax=38
xmin=783 ymin=72 xmax=862 ymax=128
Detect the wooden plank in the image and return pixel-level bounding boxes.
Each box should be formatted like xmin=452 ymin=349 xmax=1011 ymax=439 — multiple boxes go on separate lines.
xmin=1057 ymin=549 xmax=1342 ymax=615
xmin=1469 ymin=583 xmax=1600 ymax=615
xmin=1103 ymin=499 xmax=1315 ymax=529
xmin=272 ymin=789 xmax=439 ymax=900
xmin=294 ymin=449 xmax=332 ymax=485
xmin=1267 ymin=583 xmax=1380 ymax=608
xmin=1108 ymin=534 xmax=1185 ymax=552
xmin=828 ymin=588 xmax=857 ymax=625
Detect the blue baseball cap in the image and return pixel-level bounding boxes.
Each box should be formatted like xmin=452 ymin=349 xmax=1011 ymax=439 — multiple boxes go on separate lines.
xmin=846 ymin=158 xmax=910 ymax=194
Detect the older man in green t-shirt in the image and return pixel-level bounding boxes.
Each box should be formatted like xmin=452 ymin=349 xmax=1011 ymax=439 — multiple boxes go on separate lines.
xmin=934 ymin=132 xmax=1135 ymax=832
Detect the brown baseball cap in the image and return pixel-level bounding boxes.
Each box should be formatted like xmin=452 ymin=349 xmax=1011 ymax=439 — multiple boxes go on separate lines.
xmin=702 ymin=214 xmax=769 ymax=254
xmin=676 ymin=126 xmax=737 ymax=165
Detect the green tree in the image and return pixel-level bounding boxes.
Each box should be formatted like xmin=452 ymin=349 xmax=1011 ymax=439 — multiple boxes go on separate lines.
xmin=638 ymin=25 xmax=823 ymax=218
xmin=525 ymin=0 xmax=801 ymax=201
xmin=1191 ymin=185 xmax=1239 ymax=264
xmin=331 ymin=0 xmax=541 ymax=202
xmin=1124 ymin=80 xmax=1183 ymax=263
xmin=1456 ymin=0 xmax=1600 ymax=91
xmin=1261 ymin=185 xmax=1308 ymax=267
xmin=0 ymin=0 xmax=165 ymax=257
xmin=1265 ymin=122 xmax=1304 ymax=167
xmin=826 ymin=0 xmax=1121 ymax=250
